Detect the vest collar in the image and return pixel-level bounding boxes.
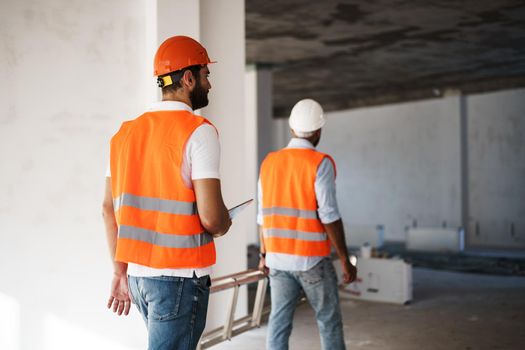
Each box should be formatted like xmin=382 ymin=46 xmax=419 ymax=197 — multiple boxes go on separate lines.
xmin=149 ymin=100 xmax=193 ymax=113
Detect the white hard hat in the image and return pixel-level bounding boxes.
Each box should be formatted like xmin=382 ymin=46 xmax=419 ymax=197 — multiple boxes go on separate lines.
xmin=289 ymin=99 xmax=326 ymax=133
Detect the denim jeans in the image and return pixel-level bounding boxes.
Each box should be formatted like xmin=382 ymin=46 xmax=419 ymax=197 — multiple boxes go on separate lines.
xmin=267 ymin=258 xmax=346 ymax=350
xmin=128 ymin=274 xmax=211 ymax=350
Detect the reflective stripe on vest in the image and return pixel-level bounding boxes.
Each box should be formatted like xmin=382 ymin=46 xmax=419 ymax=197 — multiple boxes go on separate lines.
xmin=113 ymin=193 xmax=198 ymax=215
xmin=260 ymin=148 xmax=335 ymax=257
xmin=264 ymin=228 xmax=327 ymax=241
xmin=262 ymin=207 xmax=317 ymax=219
xmin=110 ymin=110 xmax=216 ymax=269
xmin=119 ymin=226 xmax=213 ymax=248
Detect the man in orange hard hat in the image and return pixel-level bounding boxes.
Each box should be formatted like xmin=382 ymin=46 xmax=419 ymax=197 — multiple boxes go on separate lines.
xmin=258 ymin=99 xmax=356 ymax=350
xmin=102 ymin=36 xmax=231 ymax=350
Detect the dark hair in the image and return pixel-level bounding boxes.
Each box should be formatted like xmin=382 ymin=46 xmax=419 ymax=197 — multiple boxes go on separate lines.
xmin=161 ymin=65 xmax=202 ymax=94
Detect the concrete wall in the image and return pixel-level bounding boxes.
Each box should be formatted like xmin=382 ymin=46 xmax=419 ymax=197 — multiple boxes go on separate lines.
xmin=320 ymin=97 xmax=463 ymax=242
xmin=316 ymin=89 xmax=525 ymax=248
xmin=0 ymin=0 xmax=248 ymax=349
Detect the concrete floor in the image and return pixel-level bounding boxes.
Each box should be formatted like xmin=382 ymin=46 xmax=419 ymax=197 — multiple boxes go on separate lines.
xmin=212 ymin=268 xmax=525 ymax=350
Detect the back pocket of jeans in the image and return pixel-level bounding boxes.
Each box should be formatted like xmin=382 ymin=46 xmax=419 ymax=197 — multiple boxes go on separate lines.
xmin=300 ymin=260 xmax=325 ymax=285
xmin=146 ymin=277 xmax=184 ymax=321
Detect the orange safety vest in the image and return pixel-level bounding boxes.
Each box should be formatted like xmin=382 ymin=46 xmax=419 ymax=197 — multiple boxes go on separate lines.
xmin=110 ymin=110 xmax=216 ymax=269
xmin=260 ymin=148 xmax=336 ymax=257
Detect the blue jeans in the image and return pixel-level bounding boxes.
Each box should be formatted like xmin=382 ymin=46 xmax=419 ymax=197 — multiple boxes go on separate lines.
xmin=267 ymin=258 xmax=345 ymax=350
xmin=128 ymin=274 xmax=211 ymax=350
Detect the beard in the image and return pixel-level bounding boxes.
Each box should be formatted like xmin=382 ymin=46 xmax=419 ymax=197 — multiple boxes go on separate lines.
xmin=190 ymin=80 xmax=209 ymax=110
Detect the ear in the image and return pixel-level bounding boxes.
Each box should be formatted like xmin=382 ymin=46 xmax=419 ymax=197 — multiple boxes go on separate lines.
xmin=181 ymin=70 xmax=195 ymax=89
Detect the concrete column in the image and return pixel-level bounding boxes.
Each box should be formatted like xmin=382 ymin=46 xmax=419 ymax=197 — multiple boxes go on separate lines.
xmin=459 ymin=94 xmax=470 ymax=242
xmin=199 ymin=0 xmax=248 ymax=329
xmin=244 ymin=66 xmax=259 ymax=246
xmin=245 ymin=65 xmax=274 ymax=244
xmin=252 ymin=65 xmax=275 ymax=166
xmin=245 ymin=65 xmax=292 ymax=244
xmin=254 ymin=66 xmax=290 ymax=159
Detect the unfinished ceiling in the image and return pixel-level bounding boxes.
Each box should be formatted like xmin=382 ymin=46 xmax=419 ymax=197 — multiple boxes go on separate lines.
xmin=246 ymin=0 xmax=525 ymax=116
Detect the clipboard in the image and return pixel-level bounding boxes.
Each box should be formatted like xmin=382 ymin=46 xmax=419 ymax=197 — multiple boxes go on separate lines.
xmin=228 ymin=199 xmax=253 ymax=219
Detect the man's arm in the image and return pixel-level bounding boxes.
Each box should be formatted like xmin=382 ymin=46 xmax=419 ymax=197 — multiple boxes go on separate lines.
xmin=315 ymin=157 xmax=356 ymax=284
xmin=193 ymin=178 xmax=231 ymax=237
xmin=102 ymin=177 xmax=131 ymax=316
xmin=323 ymin=219 xmax=356 ymax=284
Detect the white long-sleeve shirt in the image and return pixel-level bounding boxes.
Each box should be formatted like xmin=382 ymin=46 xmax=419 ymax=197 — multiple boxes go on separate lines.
xmin=257 ymin=138 xmax=341 ymax=271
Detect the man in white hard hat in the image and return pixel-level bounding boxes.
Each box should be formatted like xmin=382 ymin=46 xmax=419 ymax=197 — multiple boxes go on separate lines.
xmin=257 ymin=98 xmax=356 ymax=350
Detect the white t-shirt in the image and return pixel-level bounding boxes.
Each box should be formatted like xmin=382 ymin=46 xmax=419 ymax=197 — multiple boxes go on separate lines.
xmin=107 ymin=101 xmax=220 ymax=278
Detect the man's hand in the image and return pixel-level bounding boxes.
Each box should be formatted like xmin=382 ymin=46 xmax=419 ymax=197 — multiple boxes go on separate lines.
xmin=323 ymin=219 xmax=356 ymax=284
xmin=107 ymin=272 xmax=131 ymax=316
xmin=103 ymin=178 xmax=131 ymax=316
xmin=258 ymin=256 xmax=269 ymax=275
xmin=341 ymin=258 xmax=357 ymax=284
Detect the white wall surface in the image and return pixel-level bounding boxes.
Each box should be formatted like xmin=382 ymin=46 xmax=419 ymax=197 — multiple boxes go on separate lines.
xmin=467 ymin=88 xmax=525 ymax=247
xmin=320 ymin=97 xmax=463 ymax=242
xmin=0 ymin=0 xmax=249 ymax=348
xmin=0 ymin=0 xmax=149 ymax=349
xmin=316 ymin=90 xmax=525 ymax=248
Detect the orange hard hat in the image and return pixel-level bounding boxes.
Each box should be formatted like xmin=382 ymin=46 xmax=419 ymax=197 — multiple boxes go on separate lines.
xmin=154 ymin=36 xmax=216 ymax=77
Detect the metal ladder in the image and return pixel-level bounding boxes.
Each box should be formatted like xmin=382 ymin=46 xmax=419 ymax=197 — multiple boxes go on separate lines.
xmin=198 ymin=269 xmax=269 ymax=349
